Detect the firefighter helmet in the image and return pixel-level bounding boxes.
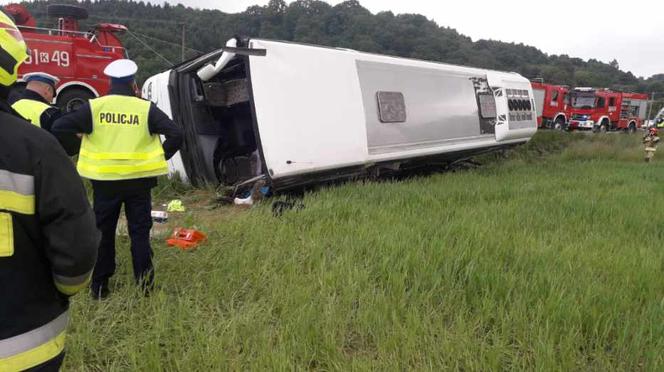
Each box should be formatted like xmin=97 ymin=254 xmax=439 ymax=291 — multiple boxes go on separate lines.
xmin=0 ymin=11 xmax=28 ymax=87
xmin=649 ymin=127 xmax=658 ymax=135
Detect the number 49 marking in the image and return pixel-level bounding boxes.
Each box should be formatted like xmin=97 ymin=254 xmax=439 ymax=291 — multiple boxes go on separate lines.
xmin=24 ymin=49 xmax=70 ymax=67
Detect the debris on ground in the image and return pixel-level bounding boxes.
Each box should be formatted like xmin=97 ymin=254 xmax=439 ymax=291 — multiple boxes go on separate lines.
xmin=234 ymin=194 xmax=255 ymax=206
xmin=166 ymin=228 xmax=207 ymax=251
xmin=151 ymin=210 xmax=169 ymax=223
xmin=233 ymin=181 xmax=271 ymax=207
xmin=167 ymin=199 xmax=186 ymax=212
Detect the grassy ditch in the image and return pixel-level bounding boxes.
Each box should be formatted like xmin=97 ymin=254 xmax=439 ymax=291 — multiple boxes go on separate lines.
xmin=64 ymin=131 xmax=664 ymax=370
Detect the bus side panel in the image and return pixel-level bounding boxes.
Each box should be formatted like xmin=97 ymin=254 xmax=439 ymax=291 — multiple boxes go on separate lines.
xmin=357 ymin=61 xmax=486 ymax=155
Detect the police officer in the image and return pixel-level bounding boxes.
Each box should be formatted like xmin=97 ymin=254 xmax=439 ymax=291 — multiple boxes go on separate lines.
xmin=0 ymin=12 xmax=100 ymax=371
xmin=9 ymin=72 xmax=79 ymax=155
xmin=52 ymin=59 xmax=182 ymax=299
xmin=10 ymin=72 xmax=60 ymax=128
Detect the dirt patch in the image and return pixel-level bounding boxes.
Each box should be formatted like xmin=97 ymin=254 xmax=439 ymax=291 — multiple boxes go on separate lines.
xmin=114 ymin=189 xmax=249 ymax=240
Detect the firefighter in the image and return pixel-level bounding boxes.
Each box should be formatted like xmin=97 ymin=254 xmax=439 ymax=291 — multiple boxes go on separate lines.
xmin=52 ymin=59 xmax=183 ymax=299
xmin=9 ymin=72 xmax=79 ymax=155
xmin=0 ymin=12 xmax=100 ymax=371
xmin=643 ymin=127 xmax=660 ymax=163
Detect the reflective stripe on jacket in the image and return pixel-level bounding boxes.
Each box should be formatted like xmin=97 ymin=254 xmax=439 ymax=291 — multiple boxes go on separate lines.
xmin=0 ymin=312 xmax=68 ymax=371
xmin=11 ymin=99 xmax=51 ymax=127
xmin=77 ymin=95 xmax=168 ymax=180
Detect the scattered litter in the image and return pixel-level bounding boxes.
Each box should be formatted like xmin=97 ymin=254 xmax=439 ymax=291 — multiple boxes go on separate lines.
xmin=166 ymin=228 xmax=207 ymax=251
xmin=167 ymin=199 xmax=186 ymax=212
xmin=151 ymin=210 xmax=169 ymax=223
xmin=234 ymin=194 xmax=254 ymax=206
xmin=233 ymin=183 xmax=272 ymax=207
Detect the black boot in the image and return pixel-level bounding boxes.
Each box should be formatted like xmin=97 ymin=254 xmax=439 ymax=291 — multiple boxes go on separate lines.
xmin=90 ymin=280 xmax=110 ymax=300
xmin=137 ymin=270 xmax=155 ymax=297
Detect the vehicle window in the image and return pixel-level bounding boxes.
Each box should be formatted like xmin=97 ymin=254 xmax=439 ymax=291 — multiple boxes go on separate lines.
xmin=597 ymin=97 xmax=606 ymax=108
xmin=572 ymin=95 xmax=595 ymax=109
xmin=478 ymin=93 xmax=497 ymax=119
xmin=609 ymin=97 xmax=616 ymax=106
xmin=377 ymin=91 xmax=407 ymax=123
xmin=551 ymin=90 xmax=559 ymax=103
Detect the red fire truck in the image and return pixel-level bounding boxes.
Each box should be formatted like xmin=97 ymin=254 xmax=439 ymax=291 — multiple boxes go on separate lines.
xmin=531 ymin=80 xmax=569 ymax=129
xmin=3 ymin=3 xmax=127 ymax=110
xmin=567 ymin=88 xmax=648 ymax=133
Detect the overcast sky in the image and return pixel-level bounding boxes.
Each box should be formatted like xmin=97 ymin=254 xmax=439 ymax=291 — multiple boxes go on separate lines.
xmin=153 ymin=0 xmax=661 ymax=78
xmin=4 ymin=0 xmax=661 ymax=77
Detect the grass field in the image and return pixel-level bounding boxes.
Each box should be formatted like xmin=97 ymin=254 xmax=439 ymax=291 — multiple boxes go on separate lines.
xmin=64 ymin=131 xmax=664 ymax=371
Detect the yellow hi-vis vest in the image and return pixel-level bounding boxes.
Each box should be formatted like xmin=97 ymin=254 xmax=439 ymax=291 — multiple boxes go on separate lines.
xmin=11 ymin=99 xmax=51 ymax=127
xmin=77 ymin=95 xmax=168 ymax=181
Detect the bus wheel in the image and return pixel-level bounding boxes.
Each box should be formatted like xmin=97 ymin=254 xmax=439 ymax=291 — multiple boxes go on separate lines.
xmin=57 ymin=88 xmax=94 ymax=112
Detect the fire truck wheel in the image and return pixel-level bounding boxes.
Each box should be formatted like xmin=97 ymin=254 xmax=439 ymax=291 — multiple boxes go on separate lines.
xmin=554 ymin=117 xmax=566 ymax=131
xmin=57 ymin=88 xmax=94 ymax=112
xmin=47 ymin=4 xmax=89 ymax=20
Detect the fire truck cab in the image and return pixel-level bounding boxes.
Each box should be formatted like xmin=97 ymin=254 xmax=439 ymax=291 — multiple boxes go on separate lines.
xmin=567 ymin=88 xmax=648 ymax=133
xmin=531 ymin=80 xmax=569 ymax=130
xmin=3 ymin=3 xmax=127 ymax=111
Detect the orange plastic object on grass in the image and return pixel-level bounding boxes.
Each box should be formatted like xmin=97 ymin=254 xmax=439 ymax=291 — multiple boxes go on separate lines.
xmin=166 ymin=228 xmax=207 ymax=251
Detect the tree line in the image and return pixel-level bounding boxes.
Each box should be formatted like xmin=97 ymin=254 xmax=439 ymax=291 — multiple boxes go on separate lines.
xmin=20 ymin=0 xmax=664 ymax=98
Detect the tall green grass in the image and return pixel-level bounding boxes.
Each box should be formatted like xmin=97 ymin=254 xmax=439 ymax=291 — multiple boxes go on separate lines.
xmin=64 ymin=131 xmax=664 ymax=370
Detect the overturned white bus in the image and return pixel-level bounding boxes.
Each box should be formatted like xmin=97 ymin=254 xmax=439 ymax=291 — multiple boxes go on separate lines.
xmin=142 ymin=37 xmax=537 ymax=193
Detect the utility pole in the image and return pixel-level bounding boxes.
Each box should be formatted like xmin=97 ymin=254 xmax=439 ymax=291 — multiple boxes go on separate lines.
xmin=181 ymin=23 xmax=185 ymax=62
xmin=647 ymin=92 xmax=654 ymax=121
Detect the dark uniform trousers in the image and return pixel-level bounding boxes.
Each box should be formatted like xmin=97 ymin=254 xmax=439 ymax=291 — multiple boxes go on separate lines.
xmin=92 ymin=189 xmax=154 ymax=288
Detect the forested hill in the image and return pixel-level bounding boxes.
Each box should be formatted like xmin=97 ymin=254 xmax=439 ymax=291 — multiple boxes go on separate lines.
xmin=19 ymin=0 xmax=663 ymax=93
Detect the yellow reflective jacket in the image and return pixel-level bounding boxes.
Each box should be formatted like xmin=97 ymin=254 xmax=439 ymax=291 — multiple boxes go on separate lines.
xmin=11 ymin=99 xmax=51 ymax=127
xmin=77 ymin=95 xmax=168 ymax=180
